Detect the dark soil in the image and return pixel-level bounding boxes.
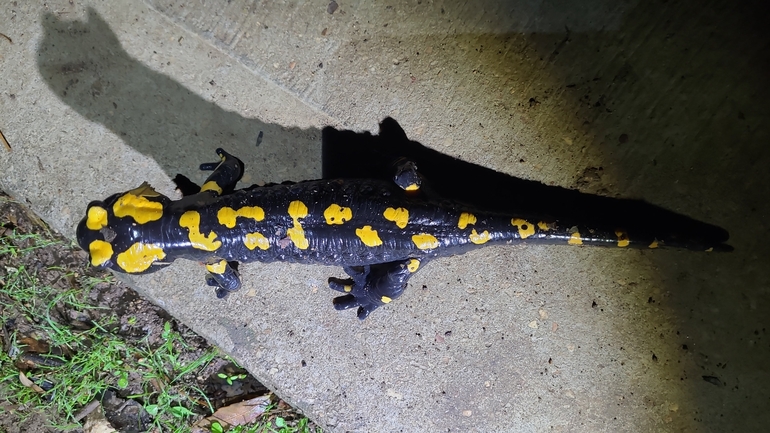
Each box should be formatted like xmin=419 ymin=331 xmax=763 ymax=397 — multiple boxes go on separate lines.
xmin=0 ymin=192 xmax=318 ymax=432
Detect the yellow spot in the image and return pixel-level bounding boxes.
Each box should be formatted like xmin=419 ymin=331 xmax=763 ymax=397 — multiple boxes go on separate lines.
xmin=383 ymin=207 xmax=409 ymax=229
xmin=568 ymin=232 xmax=583 ymax=245
xmin=537 ymin=221 xmax=552 ymax=231
xmin=244 ymin=232 xmax=270 ymax=250
xmin=179 ymin=211 xmax=221 ymax=251
xmin=381 ymin=296 xmax=392 ymax=304
xmin=288 ymin=200 xmax=308 ymax=219
xmin=206 ymin=260 xmax=228 ymax=274
xmin=458 ymin=212 xmax=477 ymax=229
xmin=88 ymin=240 xmax=113 ymax=267
xmin=469 ymin=229 xmax=491 ymax=245
xmin=324 ymin=204 xmax=352 ymax=225
xmin=200 ymin=181 xmax=223 ymax=195
xmin=615 ymin=230 xmax=630 ymax=247
xmin=286 ymin=227 xmax=309 ymax=249
xmin=405 ymin=184 xmax=420 ymax=191
xmin=407 ymin=259 xmax=420 ymax=272
xmin=86 ymin=206 xmax=108 ymax=230
xmin=511 ymin=218 xmax=536 ymax=239
xmin=113 ymin=193 xmax=164 ymax=224
xmin=344 ymin=285 xmax=353 ymax=292
xmin=356 ymin=226 xmax=383 ymax=247
xmin=287 ymin=201 xmax=309 ymax=249
xmin=217 ymin=206 xmax=265 ymax=228
xmin=412 ymin=233 xmax=439 ymax=250
xmin=116 ymin=242 xmax=166 ymax=273
xmin=649 ymin=240 xmax=659 ymax=249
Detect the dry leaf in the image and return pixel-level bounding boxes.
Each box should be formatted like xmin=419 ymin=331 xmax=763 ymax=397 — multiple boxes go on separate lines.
xmin=19 ymin=372 xmax=45 ymax=393
xmin=18 ymin=336 xmax=50 ymax=353
xmin=191 ymin=395 xmax=270 ymax=432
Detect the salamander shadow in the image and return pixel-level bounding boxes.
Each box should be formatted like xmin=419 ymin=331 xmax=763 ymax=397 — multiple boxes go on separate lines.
xmin=323 ymin=118 xmax=731 ymax=250
xmin=37 ymin=8 xmax=321 ymax=186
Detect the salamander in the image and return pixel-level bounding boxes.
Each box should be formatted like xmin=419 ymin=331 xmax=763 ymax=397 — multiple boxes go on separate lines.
xmin=76 ymin=148 xmax=730 ymax=319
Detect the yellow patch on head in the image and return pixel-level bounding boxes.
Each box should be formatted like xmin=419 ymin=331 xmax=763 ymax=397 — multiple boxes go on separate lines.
xmin=244 ymin=232 xmax=270 ymax=250
xmin=568 ymin=232 xmax=583 ymax=245
xmin=649 ymin=240 xmax=659 ymax=249
xmin=615 ymin=229 xmax=630 ymax=247
xmin=287 ymin=201 xmax=309 ymax=249
xmin=383 ymin=207 xmax=409 ymax=229
xmin=179 ymin=211 xmax=221 ymax=251
xmin=511 ymin=218 xmax=536 ymax=239
xmin=405 ymin=184 xmax=420 ymax=191
xmin=469 ymin=229 xmax=491 ymax=245
xmin=116 ymin=242 xmax=166 ymax=273
xmin=86 ymin=206 xmax=108 ymax=230
xmin=412 ymin=233 xmax=439 ymax=250
xmin=113 ymin=193 xmax=164 ymax=224
xmin=381 ymin=296 xmax=392 ymax=304
xmin=200 ymin=181 xmax=223 ymax=195
xmin=344 ymin=285 xmax=353 ymax=292
xmin=217 ymin=206 xmax=265 ymax=228
xmin=324 ymin=204 xmax=352 ymax=225
xmin=407 ymin=259 xmax=420 ymax=272
xmin=88 ymin=240 xmax=113 ymax=267
xmin=537 ymin=221 xmax=552 ymax=231
xmin=356 ymin=226 xmax=383 ymax=247
xmin=458 ymin=212 xmax=477 ymax=229
xmin=206 ymin=260 xmax=228 ymax=274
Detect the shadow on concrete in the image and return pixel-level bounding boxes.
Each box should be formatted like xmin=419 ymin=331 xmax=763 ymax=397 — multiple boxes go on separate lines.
xmin=37 ymin=8 xmax=320 ymax=185
xmin=323 ymin=118 xmax=730 ymax=250
xmin=512 ymin=1 xmax=770 ymax=430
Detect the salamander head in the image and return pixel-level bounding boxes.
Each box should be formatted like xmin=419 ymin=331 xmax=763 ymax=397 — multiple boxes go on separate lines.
xmin=76 ymin=183 xmax=172 ymax=275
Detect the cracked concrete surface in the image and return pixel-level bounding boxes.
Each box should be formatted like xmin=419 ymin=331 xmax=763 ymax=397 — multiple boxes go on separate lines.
xmin=1 ymin=1 xmax=768 ymax=431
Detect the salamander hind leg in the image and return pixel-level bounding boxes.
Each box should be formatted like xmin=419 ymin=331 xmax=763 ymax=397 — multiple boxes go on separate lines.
xmin=328 ymin=258 xmax=424 ymax=320
xmin=205 ymin=259 xmax=242 ymax=299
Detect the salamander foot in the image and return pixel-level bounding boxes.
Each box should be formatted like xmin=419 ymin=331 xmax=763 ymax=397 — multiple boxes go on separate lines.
xmin=328 ymin=259 xmax=416 ymax=320
xmin=205 ymin=260 xmax=242 ymax=298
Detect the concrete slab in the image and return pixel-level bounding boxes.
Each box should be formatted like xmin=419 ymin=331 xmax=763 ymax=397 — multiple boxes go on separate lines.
xmin=1 ymin=1 xmax=768 ymax=432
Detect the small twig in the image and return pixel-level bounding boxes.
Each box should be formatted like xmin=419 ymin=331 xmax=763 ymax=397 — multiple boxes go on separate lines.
xmin=0 ymin=33 xmax=12 ymax=44
xmin=73 ymin=399 xmax=101 ymax=421
xmin=0 ymin=129 xmax=10 ymax=151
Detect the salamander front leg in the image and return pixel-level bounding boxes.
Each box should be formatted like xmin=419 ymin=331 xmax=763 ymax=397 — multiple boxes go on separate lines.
xmin=328 ymin=258 xmax=424 ymax=320
xmin=198 ymin=148 xmax=244 ymax=195
xmin=205 ymin=259 xmax=241 ymax=298
xmin=172 ymin=148 xmax=245 ymax=197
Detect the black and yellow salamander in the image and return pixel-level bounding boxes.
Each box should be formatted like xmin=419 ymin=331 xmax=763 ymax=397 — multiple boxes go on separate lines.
xmin=76 ymin=148 xmax=731 ymax=319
